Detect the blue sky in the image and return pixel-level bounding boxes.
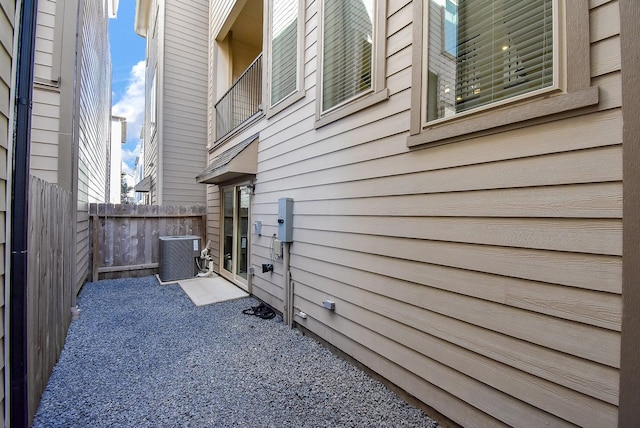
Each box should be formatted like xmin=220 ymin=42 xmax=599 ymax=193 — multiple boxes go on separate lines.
xmin=109 ymin=1 xmax=146 ymax=177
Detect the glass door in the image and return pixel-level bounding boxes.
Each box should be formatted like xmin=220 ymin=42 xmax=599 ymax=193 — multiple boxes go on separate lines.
xmin=221 ymin=184 xmax=250 ymax=289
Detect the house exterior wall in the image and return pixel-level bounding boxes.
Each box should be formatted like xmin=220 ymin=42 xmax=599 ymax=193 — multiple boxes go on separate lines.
xmin=0 ymin=0 xmax=15 ymax=423
xmin=204 ymin=0 xmax=264 ymax=279
xmin=29 ymin=0 xmax=111 ymax=292
xmin=141 ymin=0 xmax=159 ymax=205
xmin=77 ymin=0 xmax=110 ymax=206
xmin=31 ymin=0 xmax=60 ymax=184
xmin=209 ymin=0 xmax=236 ymax=42
xmin=161 ymin=0 xmax=208 ymax=205
xmin=75 ymin=0 xmax=111 ymax=291
xmin=205 ymin=0 xmax=220 ymax=268
xmin=137 ymin=0 xmax=208 ymax=206
xmin=205 ymin=0 xmax=628 ymax=426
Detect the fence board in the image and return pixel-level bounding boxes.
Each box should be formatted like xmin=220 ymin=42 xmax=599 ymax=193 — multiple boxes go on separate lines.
xmin=89 ymin=204 xmax=206 ymax=280
xmin=27 ymin=176 xmax=73 ymax=422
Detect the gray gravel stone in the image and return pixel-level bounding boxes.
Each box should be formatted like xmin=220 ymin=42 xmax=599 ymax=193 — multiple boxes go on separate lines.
xmin=32 ymin=276 xmax=439 ymax=427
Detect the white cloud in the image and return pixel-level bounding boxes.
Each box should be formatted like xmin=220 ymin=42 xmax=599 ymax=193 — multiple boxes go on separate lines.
xmin=121 ymin=141 xmax=142 ymax=167
xmin=121 ymin=164 xmax=136 ymax=185
xmin=121 ymin=160 xmax=135 ymax=177
xmin=112 ymin=60 xmax=146 ymax=143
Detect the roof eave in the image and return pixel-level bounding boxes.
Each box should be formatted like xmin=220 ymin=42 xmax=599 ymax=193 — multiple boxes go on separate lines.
xmin=134 ymin=0 xmax=152 ymax=38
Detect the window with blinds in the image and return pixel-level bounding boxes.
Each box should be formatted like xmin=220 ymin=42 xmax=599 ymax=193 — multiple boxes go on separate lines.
xmin=270 ymin=0 xmax=299 ymax=107
xmin=322 ymin=0 xmax=374 ymax=112
xmin=427 ymin=0 xmax=554 ymax=121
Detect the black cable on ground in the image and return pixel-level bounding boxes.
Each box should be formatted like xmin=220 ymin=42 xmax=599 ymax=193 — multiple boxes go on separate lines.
xmin=242 ymin=303 xmax=276 ymax=320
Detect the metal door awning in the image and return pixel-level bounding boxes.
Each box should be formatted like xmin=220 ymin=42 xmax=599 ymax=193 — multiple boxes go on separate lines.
xmin=134 ymin=175 xmax=151 ymax=192
xmin=196 ymin=133 xmax=258 ymax=184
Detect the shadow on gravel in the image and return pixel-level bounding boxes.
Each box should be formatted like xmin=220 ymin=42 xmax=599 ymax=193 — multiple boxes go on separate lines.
xmin=32 ymin=276 xmax=438 ymax=428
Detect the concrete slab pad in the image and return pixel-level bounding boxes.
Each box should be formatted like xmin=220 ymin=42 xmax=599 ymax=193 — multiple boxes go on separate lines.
xmin=178 ymin=276 xmax=248 ymax=306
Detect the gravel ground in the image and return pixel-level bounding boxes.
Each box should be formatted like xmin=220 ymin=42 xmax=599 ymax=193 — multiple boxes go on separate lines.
xmin=32 ymin=276 xmax=439 ymax=427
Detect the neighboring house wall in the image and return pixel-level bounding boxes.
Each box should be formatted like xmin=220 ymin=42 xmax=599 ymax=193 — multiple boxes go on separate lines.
xmin=31 ymin=0 xmax=61 ymax=183
xmin=30 ymin=0 xmax=112 ymax=293
xmin=205 ymin=0 xmax=630 ymax=426
xmin=77 ymin=0 xmax=110 ymax=205
xmin=162 ymin=0 xmax=208 ymax=204
xmin=140 ymin=0 xmax=159 ymax=205
xmin=136 ymin=0 xmax=208 ymax=206
xmin=0 ymin=0 xmax=16 ymax=424
xmin=3 ymin=0 xmax=114 ymax=422
xmin=75 ymin=0 xmax=111 ymax=291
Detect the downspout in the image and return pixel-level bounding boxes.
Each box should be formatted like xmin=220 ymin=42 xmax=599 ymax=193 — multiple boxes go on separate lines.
xmin=10 ymin=0 xmax=39 ymax=426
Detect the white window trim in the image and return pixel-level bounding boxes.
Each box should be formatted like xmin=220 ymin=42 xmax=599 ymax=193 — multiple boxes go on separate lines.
xmin=408 ymin=0 xmax=599 ymax=148
xmin=314 ymin=0 xmax=389 ymax=129
xmin=265 ymin=0 xmax=306 ymax=118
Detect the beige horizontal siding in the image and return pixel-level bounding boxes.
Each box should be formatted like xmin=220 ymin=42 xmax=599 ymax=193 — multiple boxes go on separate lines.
xmin=254 ymin=183 xmax=620 ymax=221
xmin=142 ymin=1 xmax=159 ymax=205
xmin=76 ymin=0 xmax=110 ymax=291
xmin=199 ymin=0 xmax=632 ymax=426
xmin=160 ymin=0 xmax=208 ymax=205
xmin=258 ymin=109 xmax=622 ymax=183
xmin=257 ymin=145 xmax=621 ymax=198
xmin=304 ymin=247 xmax=615 ymax=358
xmin=293 ymin=254 xmax=619 ymax=400
xmin=206 ymin=0 xmax=216 ymax=147
xmin=34 ymin=0 xmax=56 ymax=81
xmin=29 ymin=144 xmax=57 ymax=164
xmin=294 ymin=214 xmax=621 ymax=256
xmin=590 ymin=1 xmax=620 ymax=42
xmin=209 ymin=0 xmax=236 ymax=39
xmin=295 ymin=277 xmax=618 ymax=426
xmin=590 ymin=0 xmax=614 ymax=8
xmin=307 ymin=292 xmax=615 ymax=426
xmin=301 ymin=313 xmax=511 ymax=428
xmin=0 ymin=0 xmax=13 ymax=422
xmin=31 ymin=0 xmax=61 ymax=183
xmin=206 ymin=184 xmax=221 ymax=271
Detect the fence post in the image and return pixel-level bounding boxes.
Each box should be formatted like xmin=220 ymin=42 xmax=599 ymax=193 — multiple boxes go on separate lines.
xmin=90 ymin=204 xmax=99 ymax=282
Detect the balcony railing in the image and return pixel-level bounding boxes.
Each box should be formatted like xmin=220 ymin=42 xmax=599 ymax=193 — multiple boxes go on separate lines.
xmin=215 ymin=54 xmax=263 ymax=140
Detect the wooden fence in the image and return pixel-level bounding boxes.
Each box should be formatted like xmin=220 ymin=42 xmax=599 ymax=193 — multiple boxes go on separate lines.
xmin=27 ymin=176 xmax=74 ymax=422
xmin=89 ymin=204 xmax=207 ymax=281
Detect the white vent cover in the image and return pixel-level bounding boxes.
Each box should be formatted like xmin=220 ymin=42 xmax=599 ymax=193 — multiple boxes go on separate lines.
xmin=159 ymin=235 xmax=201 ymax=282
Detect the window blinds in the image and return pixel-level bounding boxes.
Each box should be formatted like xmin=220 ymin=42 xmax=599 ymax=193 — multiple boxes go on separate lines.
xmin=271 ymin=0 xmax=298 ymax=106
xmin=322 ymin=0 xmax=374 ymax=111
xmin=428 ymin=0 xmax=553 ymax=120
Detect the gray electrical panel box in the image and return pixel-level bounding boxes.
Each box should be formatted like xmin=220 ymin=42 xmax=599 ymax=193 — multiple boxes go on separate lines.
xmin=278 ymin=197 xmax=294 ymax=242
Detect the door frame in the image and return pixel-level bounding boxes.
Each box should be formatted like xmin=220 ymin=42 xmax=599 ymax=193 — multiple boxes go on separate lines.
xmin=219 ymin=182 xmax=252 ymax=292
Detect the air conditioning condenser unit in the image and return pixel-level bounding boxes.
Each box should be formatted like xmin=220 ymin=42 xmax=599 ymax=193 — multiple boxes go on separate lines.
xmin=159 ymin=235 xmax=201 ymax=282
